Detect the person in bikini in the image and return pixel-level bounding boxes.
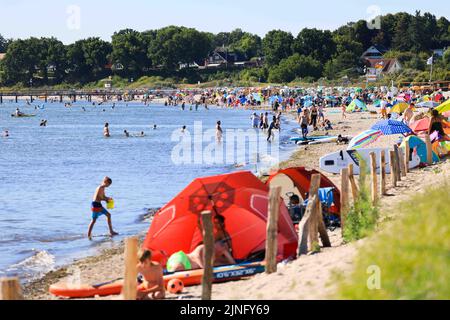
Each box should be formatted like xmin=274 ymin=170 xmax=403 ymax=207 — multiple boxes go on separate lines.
xmin=136 ymin=250 xmax=165 ymax=300
xmin=166 ymin=215 xmax=236 ymax=272
xmin=87 ymin=177 xmax=119 ymax=239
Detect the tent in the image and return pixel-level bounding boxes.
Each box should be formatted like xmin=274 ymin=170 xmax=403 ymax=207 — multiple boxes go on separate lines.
xmin=266 ymin=167 xmax=341 ymax=215
xmin=142 ymin=171 xmax=298 ymax=264
xmin=346 ymin=99 xmax=368 ymax=112
xmin=401 ymin=135 xmax=439 ymax=164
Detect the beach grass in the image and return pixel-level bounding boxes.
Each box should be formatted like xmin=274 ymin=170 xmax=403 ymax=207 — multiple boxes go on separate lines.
xmin=336 ymin=183 xmax=450 ymax=299
xmin=343 ymin=161 xmax=379 ymax=242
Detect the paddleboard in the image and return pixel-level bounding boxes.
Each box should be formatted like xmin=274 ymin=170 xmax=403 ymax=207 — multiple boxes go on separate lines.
xmin=319 ymin=147 xmax=421 ymax=175
xmin=11 ymin=114 xmax=36 ymax=118
xmin=49 ymin=261 xmax=264 ymax=298
xmin=290 ymin=135 xmax=336 ymax=142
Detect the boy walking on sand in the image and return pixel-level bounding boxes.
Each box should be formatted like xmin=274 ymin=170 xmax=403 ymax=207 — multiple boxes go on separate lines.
xmin=87 ymin=177 xmax=118 ymax=239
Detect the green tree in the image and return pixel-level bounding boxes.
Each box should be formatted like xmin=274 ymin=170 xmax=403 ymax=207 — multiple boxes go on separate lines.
xmin=111 ymin=29 xmax=150 ymax=78
xmin=392 ymin=13 xmax=413 ymax=51
xmin=262 ymin=30 xmax=294 ymax=66
xmin=436 ymin=17 xmax=450 ymax=47
xmin=268 ymin=54 xmax=321 ymax=83
xmin=0 ymin=34 xmax=9 ymax=53
xmin=148 ymin=26 xmax=212 ymax=71
xmin=231 ymin=33 xmax=262 ymax=59
xmin=67 ymin=37 xmax=112 ymax=83
xmin=293 ymin=28 xmax=336 ymax=64
xmin=1 ymin=38 xmax=43 ymax=85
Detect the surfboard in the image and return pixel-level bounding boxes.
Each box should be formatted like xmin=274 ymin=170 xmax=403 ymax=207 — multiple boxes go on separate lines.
xmin=49 ymin=261 xmax=264 ymax=298
xmin=319 ymin=147 xmax=421 ymax=175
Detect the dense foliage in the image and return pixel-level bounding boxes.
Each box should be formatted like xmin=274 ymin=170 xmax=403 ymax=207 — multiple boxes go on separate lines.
xmin=0 ymin=10 xmax=449 ymax=87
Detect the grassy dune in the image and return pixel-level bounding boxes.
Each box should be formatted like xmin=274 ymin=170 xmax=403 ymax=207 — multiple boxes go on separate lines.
xmin=336 ymin=184 xmax=450 ymax=299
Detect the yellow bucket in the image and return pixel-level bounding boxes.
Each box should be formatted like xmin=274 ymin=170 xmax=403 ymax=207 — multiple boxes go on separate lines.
xmin=107 ymin=199 xmax=115 ymax=210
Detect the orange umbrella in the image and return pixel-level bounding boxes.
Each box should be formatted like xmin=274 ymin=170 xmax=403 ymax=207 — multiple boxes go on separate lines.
xmin=143 ymin=171 xmax=298 ymax=262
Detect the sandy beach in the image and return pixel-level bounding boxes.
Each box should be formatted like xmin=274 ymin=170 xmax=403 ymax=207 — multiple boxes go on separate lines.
xmin=20 ymin=103 xmax=450 ymax=300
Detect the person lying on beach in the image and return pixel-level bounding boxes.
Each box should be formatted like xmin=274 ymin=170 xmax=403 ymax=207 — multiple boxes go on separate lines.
xmin=87 ymin=177 xmax=118 ymax=239
xmin=136 ymin=250 xmax=165 ymax=300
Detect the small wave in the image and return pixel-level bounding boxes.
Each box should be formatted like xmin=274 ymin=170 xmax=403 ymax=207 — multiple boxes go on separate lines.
xmin=6 ymin=249 xmax=55 ymax=282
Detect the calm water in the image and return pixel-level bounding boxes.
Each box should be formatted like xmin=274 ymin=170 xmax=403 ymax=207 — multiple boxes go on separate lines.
xmin=0 ymin=101 xmax=297 ymax=282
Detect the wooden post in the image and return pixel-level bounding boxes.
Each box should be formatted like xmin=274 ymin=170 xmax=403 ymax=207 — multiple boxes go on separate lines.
xmin=369 ymin=152 xmax=378 ymax=204
xmin=389 ymin=150 xmax=397 ymax=188
xmin=0 ymin=277 xmax=23 ymax=300
xmin=265 ymin=187 xmax=281 ymax=274
xmin=398 ymin=148 xmax=406 ymax=177
xmin=424 ymin=134 xmax=433 ymax=165
xmin=380 ymin=150 xmax=387 ymax=196
xmin=297 ymin=195 xmax=317 ymax=256
xmin=404 ymin=139 xmax=410 ymax=174
xmin=201 ymin=211 xmax=214 ymax=300
xmin=122 ymin=237 xmax=139 ymax=300
xmin=15 ymin=95 xmax=18 ymax=103
xmin=347 ymin=164 xmax=358 ymax=202
xmin=308 ymin=174 xmax=331 ymax=248
xmin=0 ymin=94 xmax=3 ymax=104
xmin=340 ymin=168 xmax=350 ymax=236
xmin=393 ymin=145 xmax=401 ymax=182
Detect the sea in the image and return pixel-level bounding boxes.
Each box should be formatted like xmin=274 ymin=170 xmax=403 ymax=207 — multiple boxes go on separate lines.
xmin=0 ymin=100 xmax=298 ymax=283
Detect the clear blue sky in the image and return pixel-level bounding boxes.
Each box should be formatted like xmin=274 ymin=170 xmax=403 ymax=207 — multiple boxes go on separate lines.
xmin=0 ymin=0 xmax=449 ymax=44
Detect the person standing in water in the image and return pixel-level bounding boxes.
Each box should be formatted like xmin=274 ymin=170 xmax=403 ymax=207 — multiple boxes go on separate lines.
xmin=267 ymin=116 xmax=278 ymax=142
xmin=104 ymin=123 xmax=110 ymax=137
xmin=87 ymin=177 xmax=118 ymax=239
xmin=216 ymin=121 xmax=223 ymax=143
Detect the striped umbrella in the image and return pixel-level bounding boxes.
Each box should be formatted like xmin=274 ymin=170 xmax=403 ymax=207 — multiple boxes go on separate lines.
xmin=417 ymin=101 xmax=439 ymax=108
xmin=371 ymin=120 xmax=413 ymax=135
xmin=348 ymin=130 xmax=383 ymax=150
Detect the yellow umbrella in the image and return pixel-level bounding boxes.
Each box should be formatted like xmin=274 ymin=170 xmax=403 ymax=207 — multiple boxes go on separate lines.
xmin=391 ymin=102 xmax=410 ymax=113
xmin=436 ymin=99 xmax=450 ymax=114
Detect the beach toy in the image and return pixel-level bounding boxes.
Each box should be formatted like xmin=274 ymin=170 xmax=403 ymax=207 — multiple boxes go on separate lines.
xmin=167 ymin=279 xmax=184 ymax=294
xmin=107 ymin=199 xmax=115 ymax=210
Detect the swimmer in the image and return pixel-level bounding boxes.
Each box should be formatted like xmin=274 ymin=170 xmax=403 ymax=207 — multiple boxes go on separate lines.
xmin=104 ymin=123 xmax=110 ymax=137
xmin=124 ymin=130 xmax=130 ymax=137
xmin=181 ymin=126 xmax=187 ymax=133
xmin=153 ymin=125 xmax=157 ymax=130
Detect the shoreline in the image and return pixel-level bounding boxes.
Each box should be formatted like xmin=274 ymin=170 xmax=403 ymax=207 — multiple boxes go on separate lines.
xmin=22 ymin=106 xmax=450 ymax=300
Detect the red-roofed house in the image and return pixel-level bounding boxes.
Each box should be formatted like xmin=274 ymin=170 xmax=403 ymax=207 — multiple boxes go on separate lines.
xmin=364 ymin=58 xmax=402 ymax=74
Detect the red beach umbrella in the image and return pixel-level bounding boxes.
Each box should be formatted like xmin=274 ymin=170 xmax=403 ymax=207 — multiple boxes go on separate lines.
xmin=143 ymin=171 xmax=298 ymax=263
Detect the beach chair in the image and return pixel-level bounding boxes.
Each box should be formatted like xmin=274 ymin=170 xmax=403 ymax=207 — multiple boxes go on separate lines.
xmin=296 ymin=187 xmax=341 ymax=231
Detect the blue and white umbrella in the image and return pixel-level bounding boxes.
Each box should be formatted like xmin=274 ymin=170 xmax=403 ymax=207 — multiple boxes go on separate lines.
xmin=371 ymin=120 xmax=413 ymax=136
xmin=416 ymin=101 xmax=439 ymax=108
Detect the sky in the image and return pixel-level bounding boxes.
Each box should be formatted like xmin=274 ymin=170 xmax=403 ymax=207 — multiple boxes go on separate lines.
xmin=0 ymin=0 xmax=449 ymax=44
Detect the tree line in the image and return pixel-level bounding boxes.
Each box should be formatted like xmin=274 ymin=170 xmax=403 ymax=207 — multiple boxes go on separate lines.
xmin=0 ymin=10 xmax=449 ymax=87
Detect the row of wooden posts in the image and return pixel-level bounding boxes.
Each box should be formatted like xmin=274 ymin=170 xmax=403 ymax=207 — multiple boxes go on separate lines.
xmin=0 ymin=134 xmax=434 ymax=300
